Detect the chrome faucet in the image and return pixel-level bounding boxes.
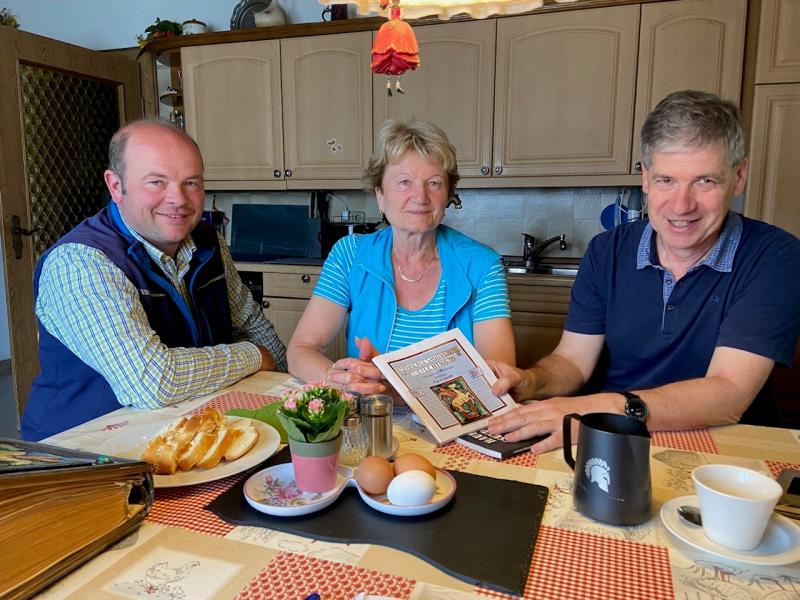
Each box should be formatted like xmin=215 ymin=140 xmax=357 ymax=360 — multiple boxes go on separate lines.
xmin=522 ymin=233 xmax=567 ymax=267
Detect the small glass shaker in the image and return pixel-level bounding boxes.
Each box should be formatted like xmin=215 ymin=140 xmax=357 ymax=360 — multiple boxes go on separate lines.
xmin=340 ymin=413 xmax=367 ymax=466
xmin=361 ymin=394 xmax=394 ymax=457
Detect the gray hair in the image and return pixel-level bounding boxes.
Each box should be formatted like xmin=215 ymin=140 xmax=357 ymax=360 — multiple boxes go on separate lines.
xmin=363 ymin=119 xmax=460 ymax=197
xmin=108 ymin=118 xmax=200 ymax=194
xmin=641 ymin=90 xmax=745 ymax=169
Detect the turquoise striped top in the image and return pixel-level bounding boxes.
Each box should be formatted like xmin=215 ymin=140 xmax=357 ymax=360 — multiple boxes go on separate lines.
xmin=314 ymin=234 xmax=510 ymax=351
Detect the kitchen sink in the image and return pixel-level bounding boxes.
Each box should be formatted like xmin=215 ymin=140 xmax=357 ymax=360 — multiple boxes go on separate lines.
xmin=502 ymin=257 xmax=579 ymax=277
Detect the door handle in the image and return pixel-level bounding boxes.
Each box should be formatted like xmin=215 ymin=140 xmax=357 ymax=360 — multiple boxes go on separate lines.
xmin=11 ymin=215 xmax=42 ymax=259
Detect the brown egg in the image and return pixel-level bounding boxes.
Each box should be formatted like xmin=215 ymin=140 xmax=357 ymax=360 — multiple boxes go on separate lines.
xmin=393 ymin=453 xmax=436 ymax=479
xmin=355 ymin=455 xmax=394 ymax=495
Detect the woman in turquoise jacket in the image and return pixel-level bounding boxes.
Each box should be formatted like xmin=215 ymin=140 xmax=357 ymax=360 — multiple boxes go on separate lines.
xmin=287 ymin=120 xmax=515 ymax=395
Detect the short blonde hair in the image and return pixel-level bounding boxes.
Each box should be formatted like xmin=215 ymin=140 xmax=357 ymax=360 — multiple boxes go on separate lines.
xmin=363 ymin=120 xmax=460 ymax=197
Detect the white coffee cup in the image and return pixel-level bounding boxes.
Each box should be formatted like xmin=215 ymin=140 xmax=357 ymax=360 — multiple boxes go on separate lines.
xmin=692 ymin=464 xmax=782 ymax=551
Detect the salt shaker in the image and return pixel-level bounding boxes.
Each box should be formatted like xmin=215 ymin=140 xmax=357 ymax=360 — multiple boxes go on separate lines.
xmin=361 ymin=394 xmax=393 ymax=457
xmin=339 ymin=414 xmax=367 ymax=466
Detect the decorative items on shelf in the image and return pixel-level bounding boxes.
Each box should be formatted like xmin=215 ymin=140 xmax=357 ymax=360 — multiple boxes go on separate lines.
xmin=0 ymin=7 xmax=19 ymax=28
xmin=181 ymin=19 xmax=207 ymax=35
xmin=253 ymin=1 xmax=286 ymax=27
xmin=276 ymin=384 xmax=353 ymax=492
xmin=230 ymin=0 xmax=286 ymax=29
xmin=159 ymin=86 xmax=182 ymax=107
xmin=137 ymin=18 xmax=183 ymax=48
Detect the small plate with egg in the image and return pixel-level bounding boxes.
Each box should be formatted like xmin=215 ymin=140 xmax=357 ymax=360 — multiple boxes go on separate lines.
xmin=243 ymin=452 xmax=456 ymax=517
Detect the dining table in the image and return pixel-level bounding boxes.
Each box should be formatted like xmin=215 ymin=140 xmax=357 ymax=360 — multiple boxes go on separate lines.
xmin=36 ymin=371 xmax=800 ymax=600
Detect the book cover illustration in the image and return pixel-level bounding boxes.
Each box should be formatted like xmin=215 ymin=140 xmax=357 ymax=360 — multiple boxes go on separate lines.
xmin=0 ymin=440 xmax=94 ymax=473
xmin=373 ymin=330 xmax=516 ymax=444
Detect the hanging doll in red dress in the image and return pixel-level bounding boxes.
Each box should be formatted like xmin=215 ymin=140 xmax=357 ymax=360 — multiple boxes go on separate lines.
xmin=370 ymin=0 xmax=420 ymax=95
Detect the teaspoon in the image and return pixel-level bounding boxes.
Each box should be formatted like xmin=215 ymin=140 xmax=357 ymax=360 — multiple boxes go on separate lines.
xmin=677 ymin=504 xmax=703 ymax=527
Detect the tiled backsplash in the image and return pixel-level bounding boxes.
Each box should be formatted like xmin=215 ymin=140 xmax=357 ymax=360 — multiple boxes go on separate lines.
xmin=208 ymin=187 xmax=746 ymax=259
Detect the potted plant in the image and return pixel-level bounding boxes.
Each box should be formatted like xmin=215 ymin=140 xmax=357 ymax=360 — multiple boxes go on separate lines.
xmin=276 ymin=384 xmax=352 ymax=492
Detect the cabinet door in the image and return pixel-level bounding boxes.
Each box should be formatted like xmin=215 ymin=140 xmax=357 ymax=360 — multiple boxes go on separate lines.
xmin=263 ymin=297 xmax=342 ymax=362
xmin=182 ymin=41 xmax=284 ymax=185
xmin=281 ymin=32 xmax=372 ymax=182
xmin=746 ymin=83 xmax=800 ymax=238
xmin=372 ymin=20 xmax=495 ymax=178
xmin=512 ymin=312 xmax=566 ymax=369
xmin=632 ymin=0 xmax=747 ymax=171
xmin=756 ymin=0 xmax=800 ymax=84
xmin=494 ymin=5 xmax=638 ymax=177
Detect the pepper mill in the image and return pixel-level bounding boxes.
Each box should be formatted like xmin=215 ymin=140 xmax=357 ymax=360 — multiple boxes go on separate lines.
xmin=361 ymin=394 xmax=393 ymax=457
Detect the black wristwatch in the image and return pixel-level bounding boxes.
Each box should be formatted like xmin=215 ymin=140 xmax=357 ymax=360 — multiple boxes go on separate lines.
xmin=622 ymin=391 xmax=648 ymax=422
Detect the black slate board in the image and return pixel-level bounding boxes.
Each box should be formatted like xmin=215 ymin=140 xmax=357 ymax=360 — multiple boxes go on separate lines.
xmin=208 ymin=448 xmax=548 ymax=596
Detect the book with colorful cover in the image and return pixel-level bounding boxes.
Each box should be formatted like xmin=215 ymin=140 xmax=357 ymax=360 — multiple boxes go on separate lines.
xmin=457 ymin=428 xmax=545 ymax=459
xmin=372 ymin=329 xmax=517 ymax=445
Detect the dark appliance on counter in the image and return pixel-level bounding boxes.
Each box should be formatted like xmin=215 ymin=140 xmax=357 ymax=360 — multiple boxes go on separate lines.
xmin=321 ymin=221 xmax=380 ymax=256
xmin=238 ymin=270 xmax=264 ymax=306
xmin=230 ymin=204 xmax=321 ymax=263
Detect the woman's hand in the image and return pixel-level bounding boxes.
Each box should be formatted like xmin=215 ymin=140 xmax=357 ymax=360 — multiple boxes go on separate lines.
xmin=323 ymin=336 xmax=387 ymax=395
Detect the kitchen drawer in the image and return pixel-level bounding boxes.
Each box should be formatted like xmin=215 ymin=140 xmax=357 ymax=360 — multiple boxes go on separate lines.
xmin=259 ymin=265 xmax=322 ymax=299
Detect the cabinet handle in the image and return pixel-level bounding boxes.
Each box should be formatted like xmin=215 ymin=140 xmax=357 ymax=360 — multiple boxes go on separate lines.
xmin=481 ymin=165 xmax=490 ymax=176
xmin=494 ymin=165 xmax=503 ymax=175
xmin=301 ymin=274 xmax=311 ymax=283
xmin=284 ymin=168 xmax=293 ymax=178
xmin=273 ymin=169 xmax=281 ymax=178
xmin=633 ymin=161 xmax=642 ymax=172
xmin=261 ymin=300 xmax=271 ymax=309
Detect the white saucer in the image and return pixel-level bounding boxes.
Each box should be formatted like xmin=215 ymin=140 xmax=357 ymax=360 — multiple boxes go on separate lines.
xmin=661 ymin=495 xmax=800 ymax=566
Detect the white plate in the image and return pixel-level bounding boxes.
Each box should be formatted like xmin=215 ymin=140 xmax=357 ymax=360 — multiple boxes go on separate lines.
xmin=661 ymin=495 xmax=800 ymax=566
xmin=98 ymin=417 xmax=281 ymax=488
xmin=243 ymin=465 xmax=457 ymax=517
xmin=244 ymin=463 xmax=353 ymax=517
xmin=355 ymin=468 xmax=457 ymax=517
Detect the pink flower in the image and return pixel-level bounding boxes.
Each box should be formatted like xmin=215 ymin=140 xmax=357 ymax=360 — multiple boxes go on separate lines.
xmin=283 ymin=397 xmax=297 ymax=410
xmin=308 ymin=398 xmax=324 ymax=412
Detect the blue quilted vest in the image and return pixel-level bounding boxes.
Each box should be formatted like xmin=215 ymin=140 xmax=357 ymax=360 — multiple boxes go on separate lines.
xmin=22 ymin=204 xmax=232 ymax=441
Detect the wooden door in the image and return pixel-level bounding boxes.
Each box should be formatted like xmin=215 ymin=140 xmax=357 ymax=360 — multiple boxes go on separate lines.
xmin=372 ymin=20 xmax=495 ymax=179
xmin=746 ymin=83 xmax=800 ymax=238
xmin=493 ymin=5 xmax=639 ymax=177
xmin=755 ymin=0 xmax=800 ymax=84
xmin=632 ymin=0 xmax=747 ymax=172
xmin=0 ymin=27 xmax=141 ymax=425
xmin=182 ymin=41 xmax=284 ymax=188
xmin=281 ymin=32 xmax=372 ymax=185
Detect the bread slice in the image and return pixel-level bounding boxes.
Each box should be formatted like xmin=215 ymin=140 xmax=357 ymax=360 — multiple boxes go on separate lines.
xmin=153 ymin=440 xmax=180 ymax=475
xmin=177 ymin=430 xmax=216 ymax=471
xmin=224 ymin=420 xmax=259 ymax=461
xmin=197 ymin=425 xmax=233 ymax=469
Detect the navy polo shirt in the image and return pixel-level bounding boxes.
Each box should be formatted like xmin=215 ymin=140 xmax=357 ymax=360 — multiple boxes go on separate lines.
xmin=565 ymin=212 xmax=800 ymax=425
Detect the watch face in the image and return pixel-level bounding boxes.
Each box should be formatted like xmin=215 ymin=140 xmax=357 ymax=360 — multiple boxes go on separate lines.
xmin=625 ymin=394 xmax=648 ymax=422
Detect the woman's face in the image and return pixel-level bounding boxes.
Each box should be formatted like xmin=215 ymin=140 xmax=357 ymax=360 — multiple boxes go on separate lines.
xmin=375 ymin=151 xmax=449 ymax=235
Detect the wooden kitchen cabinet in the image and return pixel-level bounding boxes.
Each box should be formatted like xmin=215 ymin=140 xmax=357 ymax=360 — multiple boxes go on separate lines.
xmin=281 ymin=32 xmax=373 ymax=184
xmin=182 ymin=41 xmax=284 ymax=187
xmin=372 ymin=19 xmax=495 ymax=178
xmin=755 ymin=0 xmax=800 ymax=84
xmin=631 ymin=0 xmax=747 ymax=172
xmin=260 ymin=264 xmax=347 ymax=361
xmin=182 ymin=33 xmax=372 ymax=189
xmin=746 ymin=83 xmax=800 ymax=238
xmin=508 ymin=275 xmax=573 ymax=369
xmin=493 ymin=5 xmax=639 ymax=177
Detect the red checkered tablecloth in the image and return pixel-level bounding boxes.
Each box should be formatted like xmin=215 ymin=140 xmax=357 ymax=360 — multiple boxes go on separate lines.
xmin=651 ymin=429 xmax=719 ymax=454
xmin=236 ymin=552 xmax=416 ymax=600
xmin=766 ymin=460 xmax=800 ymax=479
xmin=192 ymin=391 xmax=281 ymax=414
xmin=434 ymin=439 xmax=540 ymax=468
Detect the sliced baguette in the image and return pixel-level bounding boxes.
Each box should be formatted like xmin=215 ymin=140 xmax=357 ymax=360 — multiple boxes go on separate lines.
xmin=177 ymin=430 xmax=216 ymax=471
xmin=224 ymin=421 xmax=259 ymax=461
xmin=153 ymin=440 xmax=180 ymax=475
xmin=197 ymin=425 xmax=233 ymax=469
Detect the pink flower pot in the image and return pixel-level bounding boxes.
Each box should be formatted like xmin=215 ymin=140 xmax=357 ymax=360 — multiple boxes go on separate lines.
xmin=288 ymin=433 xmax=343 ymax=493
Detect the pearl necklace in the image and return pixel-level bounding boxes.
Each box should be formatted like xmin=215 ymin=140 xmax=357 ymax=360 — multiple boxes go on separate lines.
xmin=394 ymin=251 xmax=437 ymax=284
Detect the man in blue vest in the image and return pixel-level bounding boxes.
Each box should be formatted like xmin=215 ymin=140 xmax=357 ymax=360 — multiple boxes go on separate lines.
xmin=488 ymin=90 xmax=800 ymax=453
xmin=22 ymin=120 xmax=286 ymax=441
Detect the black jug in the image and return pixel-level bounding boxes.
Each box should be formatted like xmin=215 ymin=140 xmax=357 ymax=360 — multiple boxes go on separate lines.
xmin=563 ymin=413 xmax=651 ymax=526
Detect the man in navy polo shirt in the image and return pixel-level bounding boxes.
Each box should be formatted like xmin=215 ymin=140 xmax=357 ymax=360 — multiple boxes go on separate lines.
xmin=488 ymin=90 xmax=800 ymax=453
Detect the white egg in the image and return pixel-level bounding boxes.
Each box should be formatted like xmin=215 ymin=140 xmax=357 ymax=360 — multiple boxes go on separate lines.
xmin=386 ymin=469 xmax=436 ymax=506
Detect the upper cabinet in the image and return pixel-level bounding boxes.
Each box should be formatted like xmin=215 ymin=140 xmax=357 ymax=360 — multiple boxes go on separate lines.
xmin=182 ymin=33 xmax=372 ymax=189
xmin=372 ymin=19 xmax=495 ymax=178
xmin=632 ymin=0 xmax=747 ymax=171
xmin=494 ymin=5 xmax=639 ymax=177
xmin=755 ymin=0 xmax=800 ymax=84
xmin=182 ymin=41 xmax=284 ymax=187
xmin=282 ymin=32 xmax=372 ymax=183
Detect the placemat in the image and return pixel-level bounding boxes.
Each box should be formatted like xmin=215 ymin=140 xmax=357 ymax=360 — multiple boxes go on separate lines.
xmin=208 ymin=448 xmax=549 ymax=596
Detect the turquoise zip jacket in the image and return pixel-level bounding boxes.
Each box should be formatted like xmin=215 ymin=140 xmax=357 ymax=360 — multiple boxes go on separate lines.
xmin=345 ymin=224 xmax=502 ymax=356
